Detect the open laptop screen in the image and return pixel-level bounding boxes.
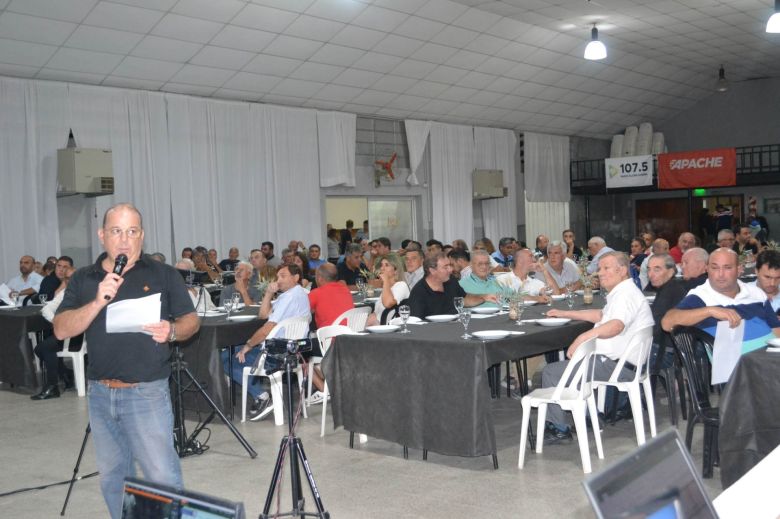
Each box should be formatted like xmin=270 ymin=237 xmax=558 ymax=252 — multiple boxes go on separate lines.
xmin=122 ymin=477 xmax=245 ymax=519
xmin=583 ymin=429 xmax=718 ymax=519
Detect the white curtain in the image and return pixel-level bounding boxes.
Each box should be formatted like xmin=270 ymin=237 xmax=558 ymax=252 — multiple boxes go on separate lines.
xmin=429 ymin=122 xmax=475 ymax=245
xmin=523 ymin=132 xmax=570 ymax=202
xmin=524 ymin=200 xmax=570 ymax=249
xmin=474 ymin=127 xmax=517 ymax=241
xmin=317 ymin=111 xmax=356 ymax=187
xmin=405 ymin=119 xmax=432 ymax=185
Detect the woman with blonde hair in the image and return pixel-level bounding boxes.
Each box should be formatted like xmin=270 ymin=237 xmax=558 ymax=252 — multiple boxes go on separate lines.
xmin=366 ymin=253 xmax=409 ymax=326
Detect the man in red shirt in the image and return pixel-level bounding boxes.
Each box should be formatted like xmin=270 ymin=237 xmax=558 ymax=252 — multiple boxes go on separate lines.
xmin=308 ymin=263 xmax=354 ymax=329
xmin=669 ymin=232 xmax=695 ymax=264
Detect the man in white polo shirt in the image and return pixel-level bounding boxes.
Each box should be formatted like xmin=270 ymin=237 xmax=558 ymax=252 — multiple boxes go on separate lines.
xmin=541 ymin=251 xmax=654 ymax=443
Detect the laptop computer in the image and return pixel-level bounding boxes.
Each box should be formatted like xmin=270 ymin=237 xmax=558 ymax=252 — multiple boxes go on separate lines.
xmin=121 ymin=477 xmax=245 ymax=519
xmin=583 ymin=428 xmax=718 ymax=519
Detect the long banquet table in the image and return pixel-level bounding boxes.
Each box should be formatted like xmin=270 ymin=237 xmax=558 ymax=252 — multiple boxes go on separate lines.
xmin=322 ymin=297 xmax=605 ymax=461
xmin=0 ymin=305 xmax=50 ymax=390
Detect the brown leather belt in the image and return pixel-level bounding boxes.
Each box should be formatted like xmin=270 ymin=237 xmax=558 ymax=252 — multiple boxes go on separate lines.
xmin=98 ymin=379 xmax=138 ymax=389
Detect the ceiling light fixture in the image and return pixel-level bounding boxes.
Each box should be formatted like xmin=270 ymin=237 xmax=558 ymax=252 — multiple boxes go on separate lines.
xmin=584 ymin=25 xmax=607 ymax=61
xmin=715 ymin=65 xmax=729 ymax=92
xmin=767 ymin=0 xmax=780 ymax=32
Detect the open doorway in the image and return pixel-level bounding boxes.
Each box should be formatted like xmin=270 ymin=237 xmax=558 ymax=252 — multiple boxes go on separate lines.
xmin=324 ymin=196 xmax=417 ymax=251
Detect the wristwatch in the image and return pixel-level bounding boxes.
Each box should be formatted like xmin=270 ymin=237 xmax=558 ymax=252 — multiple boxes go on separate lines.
xmin=168 ymin=322 xmax=177 ymax=342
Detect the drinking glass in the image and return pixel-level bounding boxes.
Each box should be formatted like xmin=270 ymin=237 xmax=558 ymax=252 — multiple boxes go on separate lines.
xmin=453 ymin=296 xmax=465 ymax=314
xmin=459 ymin=310 xmax=471 ymax=339
xmin=223 ymin=299 xmax=234 ymax=320
xmin=355 ymin=277 xmax=366 ymax=299
xmin=399 ymin=305 xmax=411 ymax=334
xmin=566 ymin=284 xmax=575 ymax=309
xmin=544 ymin=286 xmax=554 ymax=306
xmin=39 ymin=293 xmax=48 ymax=305
xmin=231 ymin=291 xmax=241 ymax=310
xmin=514 ymin=301 xmax=525 ymax=326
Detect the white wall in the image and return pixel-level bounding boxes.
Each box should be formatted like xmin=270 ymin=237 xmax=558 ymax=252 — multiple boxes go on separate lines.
xmin=324 ymin=198 xmax=367 ymax=229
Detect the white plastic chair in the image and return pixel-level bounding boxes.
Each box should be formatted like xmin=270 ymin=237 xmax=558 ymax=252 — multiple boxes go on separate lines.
xmin=240 ymin=316 xmax=310 ymax=425
xmin=57 ymin=337 xmax=87 ymax=397
xmin=593 ymin=325 xmax=656 ymax=445
xmin=332 ymin=306 xmax=371 ymax=332
xmin=518 ymin=338 xmax=603 ymax=474
xmin=309 ymin=325 xmax=356 ymax=437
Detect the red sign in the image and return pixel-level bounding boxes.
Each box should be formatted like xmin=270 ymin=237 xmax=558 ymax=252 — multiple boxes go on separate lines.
xmin=657 ymin=148 xmax=736 ymax=189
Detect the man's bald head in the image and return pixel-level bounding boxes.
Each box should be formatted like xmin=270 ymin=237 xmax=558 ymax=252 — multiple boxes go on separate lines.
xmin=652 ymin=239 xmax=670 ymax=254
xmin=316 ymin=262 xmax=338 ymax=283
xmin=681 ymin=247 xmax=708 ymax=280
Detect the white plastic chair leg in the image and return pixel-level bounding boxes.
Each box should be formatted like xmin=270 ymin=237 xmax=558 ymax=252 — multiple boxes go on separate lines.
xmin=241 ymin=368 xmax=250 ymax=423
xmin=587 ymin=396 xmax=604 ymax=459
xmin=597 ymin=386 xmax=606 ymax=413
xmin=73 ymin=354 xmax=86 ymax=397
xmin=358 ymin=434 xmax=368 ymax=443
xmin=518 ymin=398 xmax=532 ymax=468
xmin=571 ymin=404 xmax=592 ymax=474
xmin=307 ymin=362 xmax=314 ymax=407
xmin=627 ymin=386 xmax=646 ymax=445
xmin=320 ymin=383 xmax=329 ymax=437
xmin=535 ymin=403 xmax=547 ymax=454
xmin=642 ymin=377 xmax=657 ymax=437
xmin=269 ymin=372 xmax=285 ymax=426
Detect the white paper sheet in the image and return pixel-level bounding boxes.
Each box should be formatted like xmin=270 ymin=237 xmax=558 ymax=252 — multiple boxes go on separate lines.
xmin=0 ymin=283 xmax=16 ymax=306
xmin=711 ymin=320 xmax=744 ymax=385
xmin=106 ymin=293 xmax=161 ymax=334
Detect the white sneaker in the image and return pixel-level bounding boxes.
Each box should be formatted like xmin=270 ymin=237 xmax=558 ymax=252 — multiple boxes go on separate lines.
xmin=307 ymin=391 xmax=327 ymax=405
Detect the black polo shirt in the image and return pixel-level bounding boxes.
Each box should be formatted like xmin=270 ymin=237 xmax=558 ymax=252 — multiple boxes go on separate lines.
xmin=57 ymin=253 xmax=194 ymax=383
xmin=337 ymin=261 xmax=366 ymax=286
xmin=408 ymin=276 xmax=466 ymax=318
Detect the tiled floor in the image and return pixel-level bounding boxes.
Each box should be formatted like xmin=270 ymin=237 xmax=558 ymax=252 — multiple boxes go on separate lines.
xmin=0 ymin=385 xmax=722 ymax=518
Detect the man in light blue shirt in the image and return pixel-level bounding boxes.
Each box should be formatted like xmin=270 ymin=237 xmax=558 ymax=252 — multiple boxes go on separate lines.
xmin=459 ymin=250 xmax=501 ymax=307
xmin=586 ymin=236 xmax=614 ymax=275
xmin=491 ymin=237 xmax=515 ymax=269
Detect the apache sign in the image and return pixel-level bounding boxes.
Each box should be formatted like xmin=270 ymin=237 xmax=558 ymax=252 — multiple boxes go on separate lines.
xmin=658 ymin=148 xmax=736 ymax=189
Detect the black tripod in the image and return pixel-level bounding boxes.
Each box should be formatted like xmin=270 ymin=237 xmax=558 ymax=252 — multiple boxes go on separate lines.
xmin=260 ymin=353 xmax=328 ymax=519
xmin=60 ymin=423 xmax=98 ymax=516
xmin=170 ymin=344 xmax=257 ymax=459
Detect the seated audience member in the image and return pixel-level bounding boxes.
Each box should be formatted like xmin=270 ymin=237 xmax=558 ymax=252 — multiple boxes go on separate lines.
xmin=497 ymin=248 xmax=548 ymax=302
xmin=222 ymin=264 xmax=310 ymax=419
xmin=629 ymin=237 xmax=646 ymax=275
xmin=542 ymin=252 xmax=653 ymax=443
xmin=288 ymin=240 xmax=305 ymax=254
xmin=337 ymin=243 xmax=367 ymax=289
xmin=41 ymin=261 xmax=55 ymax=278
xmin=752 ymin=249 xmax=780 ymax=312
xmin=426 ymin=239 xmax=443 ymax=255
xmin=451 ymin=239 xmax=469 ymax=251
xmin=31 ymin=263 xmax=80 ymax=400
xmin=309 ymin=263 xmax=354 ymax=329
xmin=534 ymin=234 xmax=549 ymax=259
xmin=458 ymin=250 xmax=502 ymax=306
xmin=472 ymin=239 xmax=499 ymax=268
xmin=219 ymin=247 xmax=240 ymax=271
xmin=734 ymin=225 xmax=759 ymax=256
xmin=175 ymin=259 xmax=216 ymax=312
xmin=536 ymin=241 xmax=582 ymax=292
xmin=6 ymin=255 xmax=43 ymax=304
xmin=326 ymin=229 xmax=340 ymax=263
xmin=482 ymin=238 xmax=497 ymax=254
xmin=291 ymin=252 xmax=314 ymax=290
xmin=220 ymin=251 xmax=267 ymax=305
xmin=307 ymin=244 xmax=326 ymax=271
xmin=207 ymin=248 xmax=223 ymax=273
xmin=408 ymin=253 xmax=497 ymax=318
xmin=662 ymin=248 xmax=780 ymax=355
xmin=492 ymin=237 xmax=515 ymax=269
xmin=706 ymin=228 xmax=736 ymax=254
xmin=192 ymin=249 xmax=220 ymax=282
xmin=448 ymin=249 xmax=471 ymax=280
xmin=149 ymin=252 xmax=166 ymax=263
xmin=367 ymin=254 xmax=410 ymax=326
xmin=681 ymin=247 xmax=709 ymax=289
xmin=404 ymin=246 xmax=425 ymax=290
xmin=641 ymin=232 xmax=655 ymax=255
xmin=646 ymin=253 xmax=688 ymax=370
xmin=669 ymin=232 xmax=696 ymax=264
xmin=38 ymin=256 xmax=74 ymax=302
xmin=562 ymin=229 xmax=584 ymax=262
xmin=373 ymin=237 xmax=392 ymax=257
xmin=261 ymin=241 xmax=281 ymax=267
xmin=585 ymin=236 xmax=614 ymax=275
xmin=181 ymin=247 xmax=193 ymax=259
xmin=639 ymin=238 xmax=670 ymax=290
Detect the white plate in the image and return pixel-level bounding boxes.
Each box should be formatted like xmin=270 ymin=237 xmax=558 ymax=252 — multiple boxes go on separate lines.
xmin=426 ymin=314 xmax=459 ymax=322
xmin=472 ymin=330 xmax=511 ymax=340
xmin=768 ymin=347 xmax=780 ymax=353
xmin=227 ymin=315 xmax=255 ymax=322
xmin=366 ymin=325 xmax=400 ymax=334
xmin=767 ymin=338 xmax=780 ymax=347
xmin=203 ymin=310 xmax=226 ymax=316
xmin=389 ymin=316 xmax=423 ymax=325
xmin=509 ymin=331 xmax=526 ymax=335
xmin=575 ymin=289 xmax=600 ymax=295
xmin=551 ymin=294 xmax=566 ymax=301
xmin=522 ymin=300 xmax=538 ymax=306
xmin=363 ymin=297 xmax=380 ymax=303
xmin=0 ymin=305 xmax=18 ymax=310
xmin=536 ymin=318 xmax=571 ymax=327
xmin=471 ymin=306 xmax=499 ymax=314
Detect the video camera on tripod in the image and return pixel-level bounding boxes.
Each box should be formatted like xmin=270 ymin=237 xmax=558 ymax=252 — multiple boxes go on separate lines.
xmin=261 ymin=338 xmax=313 ymax=375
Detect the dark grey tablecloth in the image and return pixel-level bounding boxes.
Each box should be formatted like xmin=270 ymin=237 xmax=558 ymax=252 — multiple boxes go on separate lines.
xmin=323 ymin=298 xmax=602 ymax=458
xmin=719 ymin=348 xmax=780 ymax=488
xmin=0 ymin=306 xmax=50 ymax=389
xmin=177 ymin=309 xmax=263 ymax=414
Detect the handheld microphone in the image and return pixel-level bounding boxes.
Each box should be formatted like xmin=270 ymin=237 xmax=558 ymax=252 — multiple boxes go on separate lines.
xmin=104 ymin=254 xmax=128 ymax=300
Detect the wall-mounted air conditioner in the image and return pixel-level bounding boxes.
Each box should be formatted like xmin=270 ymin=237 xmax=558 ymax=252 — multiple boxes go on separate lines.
xmin=472 ymin=169 xmax=507 ymax=200
xmin=57 ymin=148 xmax=114 ymax=196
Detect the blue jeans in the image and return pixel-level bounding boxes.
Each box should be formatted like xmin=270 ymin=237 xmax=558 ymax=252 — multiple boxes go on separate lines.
xmin=221 ymin=347 xmax=266 ymax=399
xmin=88 ymin=378 xmax=182 ymax=519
